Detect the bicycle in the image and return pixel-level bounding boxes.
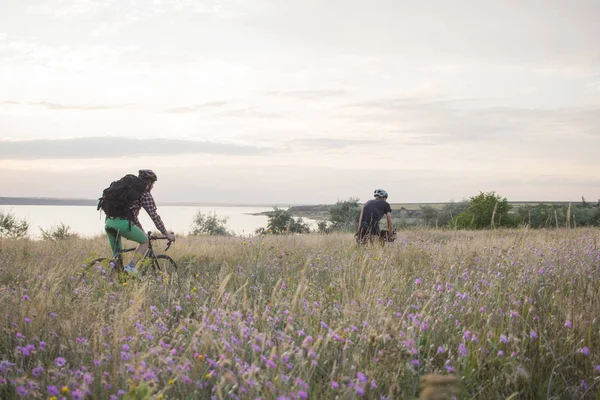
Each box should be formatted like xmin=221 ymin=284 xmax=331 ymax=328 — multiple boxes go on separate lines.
xmin=90 ymin=229 xmax=178 ymax=282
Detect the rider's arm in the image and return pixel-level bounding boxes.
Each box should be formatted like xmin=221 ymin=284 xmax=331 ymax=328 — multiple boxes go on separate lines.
xmin=357 ymin=204 xmax=364 ymax=232
xmin=386 ymin=212 xmax=393 ymax=235
xmin=139 ymin=191 xmax=168 ymax=235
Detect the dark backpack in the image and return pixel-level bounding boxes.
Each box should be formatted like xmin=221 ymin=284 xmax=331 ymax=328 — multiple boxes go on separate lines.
xmin=97 ymin=174 xmax=147 ymax=219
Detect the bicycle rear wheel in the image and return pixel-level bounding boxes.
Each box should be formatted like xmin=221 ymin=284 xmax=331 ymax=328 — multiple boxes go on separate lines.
xmin=151 ymin=255 xmax=178 ymax=284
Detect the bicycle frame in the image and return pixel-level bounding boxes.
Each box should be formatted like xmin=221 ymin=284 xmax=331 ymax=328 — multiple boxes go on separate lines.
xmin=111 ymin=231 xmax=172 ymax=272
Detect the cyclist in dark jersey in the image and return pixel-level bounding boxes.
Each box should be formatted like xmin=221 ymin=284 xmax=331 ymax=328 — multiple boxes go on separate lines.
xmin=356 ymin=189 xmax=394 ymax=244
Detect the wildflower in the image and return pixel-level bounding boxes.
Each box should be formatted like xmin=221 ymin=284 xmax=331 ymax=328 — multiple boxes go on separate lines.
xmin=76 ymin=337 xmax=87 ymax=344
xmin=578 ymin=347 xmax=590 ymax=356
xmin=297 ymin=390 xmax=308 ymax=399
xmin=458 ymin=343 xmax=468 ymax=357
xmin=530 ymin=330 xmax=538 ymax=339
xmin=499 ymin=334 xmax=509 ymax=344
xmin=411 ymin=359 xmax=420 ymax=368
xmin=50 ymin=397 xmax=58 ymax=400
xmin=565 ymin=320 xmax=573 ymax=329
xmin=331 ymin=381 xmax=340 ymax=389
xmin=355 ymin=385 xmax=365 ymax=396
xmin=497 ymin=350 xmax=504 ymax=357
xmin=21 ymin=295 xmax=30 ymax=301
xmin=595 ymin=365 xmax=600 ymax=373
xmin=582 ymin=380 xmax=588 ymax=391
xmin=61 ymin=386 xmax=70 ymax=394
xmin=47 ymin=385 xmax=60 ymax=396
xmin=169 ymin=378 xmax=175 ymax=385
xmin=357 ymin=372 xmax=367 ymax=383
xmin=72 ymin=389 xmax=84 ymax=400
xmin=437 ymin=346 xmax=445 ymax=354
xmin=24 ymin=317 xmax=31 ymax=324
xmin=16 ymin=386 xmax=27 ymax=396
xmin=49 ymin=312 xmax=57 ymax=318
xmin=445 ymin=365 xmax=456 ymax=373
xmin=32 ymin=366 xmax=44 ymax=376
xmin=371 ymin=379 xmax=377 ymax=389
xmin=55 ymin=357 xmax=67 ymax=367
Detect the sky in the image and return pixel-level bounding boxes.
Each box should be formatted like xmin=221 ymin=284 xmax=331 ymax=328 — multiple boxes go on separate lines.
xmin=1 ymin=0 xmax=599 ymax=204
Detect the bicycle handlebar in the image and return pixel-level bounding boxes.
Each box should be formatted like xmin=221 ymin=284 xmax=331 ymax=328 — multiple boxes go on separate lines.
xmin=148 ymin=232 xmax=174 ymax=251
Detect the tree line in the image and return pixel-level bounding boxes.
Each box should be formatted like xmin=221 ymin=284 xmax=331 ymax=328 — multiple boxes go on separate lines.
xmin=1 ymin=192 xmax=598 ymax=239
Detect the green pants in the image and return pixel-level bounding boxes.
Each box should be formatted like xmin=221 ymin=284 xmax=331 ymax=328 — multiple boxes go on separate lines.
xmin=104 ymin=217 xmax=148 ymax=257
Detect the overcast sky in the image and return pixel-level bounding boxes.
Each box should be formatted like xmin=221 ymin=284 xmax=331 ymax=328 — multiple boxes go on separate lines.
xmin=1 ymin=0 xmax=599 ymax=204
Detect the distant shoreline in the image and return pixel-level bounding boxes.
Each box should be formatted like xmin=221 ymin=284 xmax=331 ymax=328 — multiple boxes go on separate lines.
xmin=0 ymin=197 xmax=299 ymax=208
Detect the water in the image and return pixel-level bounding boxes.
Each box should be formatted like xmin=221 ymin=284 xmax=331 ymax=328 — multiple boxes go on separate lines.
xmin=0 ymin=205 xmax=306 ymax=238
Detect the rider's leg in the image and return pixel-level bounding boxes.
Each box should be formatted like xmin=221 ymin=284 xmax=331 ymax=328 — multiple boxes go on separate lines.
xmin=105 ymin=221 xmax=122 ymax=259
xmin=117 ymin=224 xmax=148 ymax=272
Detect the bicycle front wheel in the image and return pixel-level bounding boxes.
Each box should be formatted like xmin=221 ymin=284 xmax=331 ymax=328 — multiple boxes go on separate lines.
xmin=152 ymin=255 xmax=178 ymax=284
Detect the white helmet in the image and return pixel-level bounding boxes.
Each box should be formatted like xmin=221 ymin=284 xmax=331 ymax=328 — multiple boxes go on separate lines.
xmin=374 ymin=189 xmax=388 ymax=199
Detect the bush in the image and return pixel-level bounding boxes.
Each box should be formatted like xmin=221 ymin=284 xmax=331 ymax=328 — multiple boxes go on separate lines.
xmin=190 ymin=211 xmax=231 ymax=236
xmin=454 ymin=192 xmax=511 ymax=229
xmin=0 ymin=210 xmax=29 ymax=239
xmin=39 ymin=222 xmax=78 ymax=240
xmin=256 ymin=207 xmax=311 ymax=234
xmin=328 ymin=198 xmax=361 ymax=232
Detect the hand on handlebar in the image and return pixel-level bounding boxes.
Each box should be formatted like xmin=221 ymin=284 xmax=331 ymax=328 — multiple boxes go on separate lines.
xmin=166 ymin=232 xmax=175 ymax=242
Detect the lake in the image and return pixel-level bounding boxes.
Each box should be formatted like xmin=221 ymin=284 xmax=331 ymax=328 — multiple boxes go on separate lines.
xmin=0 ymin=205 xmax=309 ymax=238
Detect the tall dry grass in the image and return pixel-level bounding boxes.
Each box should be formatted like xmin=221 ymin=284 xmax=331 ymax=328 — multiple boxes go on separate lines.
xmin=0 ymin=228 xmax=599 ymax=399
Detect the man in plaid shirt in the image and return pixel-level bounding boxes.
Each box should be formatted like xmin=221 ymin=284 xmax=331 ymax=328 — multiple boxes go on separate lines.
xmin=104 ymin=169 xmax=175 ymax=276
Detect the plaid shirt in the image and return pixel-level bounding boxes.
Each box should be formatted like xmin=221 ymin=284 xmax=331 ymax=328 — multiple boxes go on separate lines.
xmin=129 ymin=191 xmax=167 ymax=235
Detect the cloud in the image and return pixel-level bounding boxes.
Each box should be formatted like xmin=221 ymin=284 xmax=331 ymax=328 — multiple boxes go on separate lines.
xmin=26 ymin=0 xmax=117 ymax=16
xmin=342 ymin=95 xmax=600 ymax=143
xmin=213 ymin=107 xmax=283 ymax=119
xmin=0 ymin=137 xmax=270 ymax=160
xmin=288 ymin=138 xmax=376 ymax=150
xmin=266 ymin=89 xmax=350 ymax=99
xmin=165 ymin=101 xmax=229 ymax=114
xmin=0 ymin=100 xmax=133 ymax=111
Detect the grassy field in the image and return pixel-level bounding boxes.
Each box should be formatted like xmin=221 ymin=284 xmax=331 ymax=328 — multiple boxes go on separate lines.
xmin=1 ymin=229 xmax=599 ymax=399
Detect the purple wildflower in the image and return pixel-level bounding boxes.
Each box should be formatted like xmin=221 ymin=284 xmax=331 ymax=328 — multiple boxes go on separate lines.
xmin=48 ymin=385 xmax=60 ymax=396
xmin=297 ymin=390 xmax=308 ymax=399
xmin=530 ymin=330 xmax=538 ymax=339
xmin=55 ymin=357 xmax=67 ymax=367
xmin=357 ymin=372 xmax=368 ymax=383
xmin=565 ymin=320 xmax=573 ymax=329
xmin=437 ymin=346 xmax=445 ymax=354
xmin=499 ymin=334 xmax=509 ymax=344
xmin=458 ymin=343 xmax=468 ymax=357
xmin=331 ymin=381 xmax=339 ymax=389
xmin=578 ymin=347 xmax=590 ymax=356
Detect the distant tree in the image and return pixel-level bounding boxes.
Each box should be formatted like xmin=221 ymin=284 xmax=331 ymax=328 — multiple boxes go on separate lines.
xmin=328 ymin=198 xmax=361 ymax=231
xmin=40 ymin=222 xmax=78 ymax=240
xmin=317 ymin=221 xmax=330 ymax=233
xmin=190 ymin=211 xmax=231 ymax=236
xmin=454 ymin=191 xmax=511 ymax=229
xmin=420 ymin=205 xmax=439 ymax=227
xmin=438 ymin=200 xmax=470 ymax=227
xmin=0 ymin=210 xmax=29 ymax=239
xmin=256 ymin=207 xmax=310 ymax=234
